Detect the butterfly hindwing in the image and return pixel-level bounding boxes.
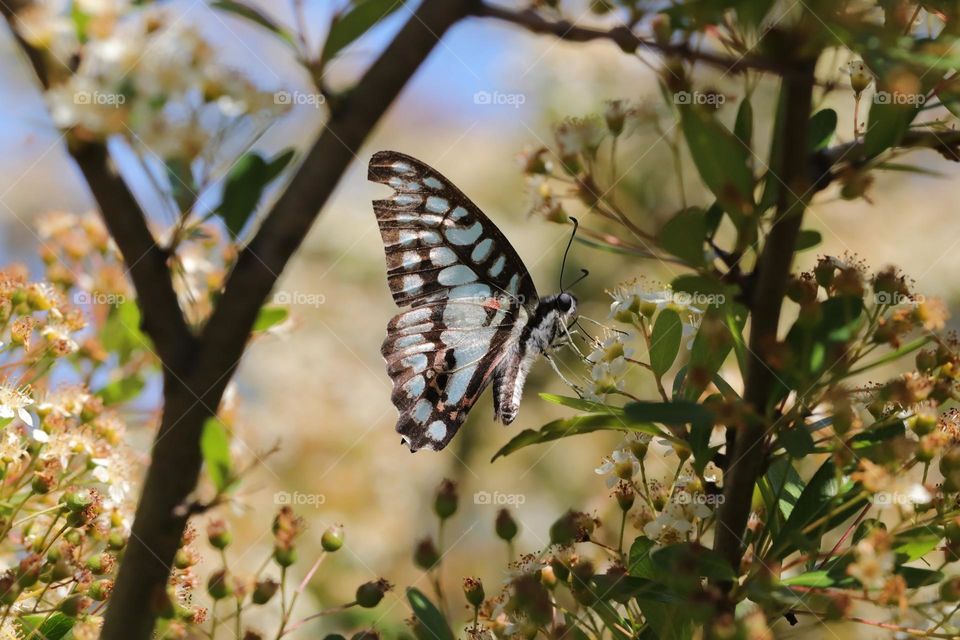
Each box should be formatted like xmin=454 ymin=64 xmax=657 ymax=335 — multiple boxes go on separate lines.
xmin=370 ymin=151 xmax=538 ymax=451
xmin=382 ymin=299 xmax=527 ymax=450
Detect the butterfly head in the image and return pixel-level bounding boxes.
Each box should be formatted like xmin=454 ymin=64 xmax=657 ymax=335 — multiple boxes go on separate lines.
xmin=555 ymin=292 xmax=577 ymax=317
xmin=536 ymin=292 xmax=578 ymax=345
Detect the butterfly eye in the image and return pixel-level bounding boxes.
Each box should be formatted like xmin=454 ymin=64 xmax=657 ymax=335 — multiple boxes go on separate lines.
xmin=557 ymin=293 xmax=575 ymax=312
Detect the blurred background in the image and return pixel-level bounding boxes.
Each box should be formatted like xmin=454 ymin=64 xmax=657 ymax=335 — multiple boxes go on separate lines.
xmin=1 ymin=1 xmax=958 ymax=637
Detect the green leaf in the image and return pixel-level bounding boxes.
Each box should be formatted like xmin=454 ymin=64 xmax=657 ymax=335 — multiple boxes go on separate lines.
xmin=894 ymin=531 xmax=941 ymax=562
xmin=211 ymin=1 xmax=296 ymax=46
xmin=794 ymin=229 xmax=822 ymax=251
xmin=683 ymin=304 xmax=746 ymax=400
xmin=217 ymin=150 xmax=295 ymax=239
xmin=862 ymin=100 xmax=919 ymax=159
xmin=254 ymin=305 xmax=289 ymax=332
xmin=651 ymin=543 xmax=736 ymax=594
xmin=17 ymin=613 xmax=75 ymax=640
xmin=624 ymin=401 xmax=713 ymax=430
xmin=679 ymin=105 xmax=755 ymax=220
xmin=101 ymin=299 xmax=149 ymax=365
xmin=492 ymin=414 xmax=665 ymax=462
xmin=807 ymin=108 xmax=838 ymax=151
xmin=201 ymin=418 xmax=233 ymax=492
xmin=322 ymin=0 xmax=405 ymax=63
xmin=96 ymin=374 xmax=145 ymax=406
xmin=650 ymin=309 xmax=683 ymax=378
xmin=781 ymin=570 xmax=834 ymax=588
xmin=659 ymin=208 xmax=708 ymax=266
xmin=539 ymin=393 xmax=624 ymax=415
xmin=780 ymin=425 xmax=816 ymax=458
xmin=734 ymin=97 xmax=753 ymax=150
xmin=629 ymin=537 xmax=657 ymax=578
xmin=407 ymin=587 xmax=455 ymax=640
xmin=898 ymin=566 xmax=943 ymax=588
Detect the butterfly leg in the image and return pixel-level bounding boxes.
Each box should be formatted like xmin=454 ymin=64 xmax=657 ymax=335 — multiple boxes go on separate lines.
xmin=544 ymin=353 xmax=584 ymax=397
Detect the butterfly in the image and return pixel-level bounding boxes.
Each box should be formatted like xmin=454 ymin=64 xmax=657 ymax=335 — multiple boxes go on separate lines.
xmin=369 ymin=150 xmax=578 ymax=452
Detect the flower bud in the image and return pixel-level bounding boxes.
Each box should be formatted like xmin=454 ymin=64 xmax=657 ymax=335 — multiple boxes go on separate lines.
xmin=207 ymin=519 xmax=231 ymax=550
xmin=108 ymin=531 xmax=127 ymax=551
xmin=549 ymin=510 xmax=594 ymax=546
xmin=252 ymin=578 xmax=279 ymax=605
xmin=62 ymin=488 xmax=93 ymax=512
xmin=207 ymin=569 xmax=233 ymax=600
xmin=58 ymin=594 xmax=90 ymax=616
xmin=848 ymin=60 xmax=873 ymax=95
xmin=355 ymin=579 xmax=392 ymax=608
xmin=916 ymin=349 xmax=938 ymax=373
xmin=614 ymin=484 xmax=635 ymax=512
xmin=463 ymin=577 xmax=485 ymax=607
xmin=321 ymin=525 xmax=345 ymax=552
xmin=941 ymin=577 xmax=960 ymax=602
xmin=413 ymin=537 xmax=440 ymax=571
xmin=89 ymin=579 xmax=113 ymax=601
xmin=273 ymin=546 xmax=297 ymax=568
xmin=495 ymin=508 xmax=519 ymax=542
xmin=433 ymin=479 xmax=458 ymax=520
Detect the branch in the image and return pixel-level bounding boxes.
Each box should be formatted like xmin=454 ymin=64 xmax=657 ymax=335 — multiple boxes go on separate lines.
xmin=71 ymin=144 xmax=197 ymax=368
xmin=473 ymin=2 xmax=799 ymax=77
xmin=712 ymin=56 xmax=819 ymax=604
xmin=820 ymin=129 xmax=960 ymax=168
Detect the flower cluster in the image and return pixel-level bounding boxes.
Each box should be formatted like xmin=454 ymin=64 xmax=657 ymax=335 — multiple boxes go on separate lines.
xmin=18 ymin=2 xmax=287 ymax=160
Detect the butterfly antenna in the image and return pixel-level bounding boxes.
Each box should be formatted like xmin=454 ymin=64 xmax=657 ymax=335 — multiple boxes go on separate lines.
xmin=560 ymin=217 xmax=581 ymax=291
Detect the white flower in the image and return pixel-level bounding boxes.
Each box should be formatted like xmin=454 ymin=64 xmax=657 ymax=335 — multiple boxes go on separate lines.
xmin=0 ymin=386 xmax=34 ymax=427
xmin=595 ymin=448 xmax=640 ymax=487
xmin=584 ymin=358 xmax=628 ymax=401
xmin=847 ymin=536 xmax=894 ymax=589
xmin=643 ymin=499 xmax=711 ymax=545
xmin=586 ymin=332 xmax=635 ymax=365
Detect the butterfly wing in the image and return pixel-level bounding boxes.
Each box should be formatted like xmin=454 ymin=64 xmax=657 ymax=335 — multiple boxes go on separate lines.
xmin=370 ymin=150 xmax=538 ymax=451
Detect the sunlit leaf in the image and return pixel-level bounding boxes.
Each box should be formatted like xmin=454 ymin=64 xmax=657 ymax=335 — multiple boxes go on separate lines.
xmin=322 ymin=0 xmax=405 ymax=63
xmin=201 ymin=418 xmax=233 ymax=493
xmin=211 ymin=1 xmax=296 ymax=46
xmin=254 ymin=305 xmax=289 ymax=332
xmin=217 ymin=149 xmax=296 ymax=239
xmin=492 ymin=414 xmax=666 ymax=462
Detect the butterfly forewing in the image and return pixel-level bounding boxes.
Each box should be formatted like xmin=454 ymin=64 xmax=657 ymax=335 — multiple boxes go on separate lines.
xmin=369 ymin=151 xmax=538 ymax=451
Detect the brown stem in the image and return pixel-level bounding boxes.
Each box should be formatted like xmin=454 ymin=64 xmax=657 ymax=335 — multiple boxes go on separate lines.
xmin=473 ymin=3 xmax=805 ymax=77
xmin=711 ymin=55 xmax=819 ymax=611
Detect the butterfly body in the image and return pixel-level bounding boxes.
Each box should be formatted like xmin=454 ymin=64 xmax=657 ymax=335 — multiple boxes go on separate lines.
xmin=369 ymin=151 xmax=576 ymax=452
